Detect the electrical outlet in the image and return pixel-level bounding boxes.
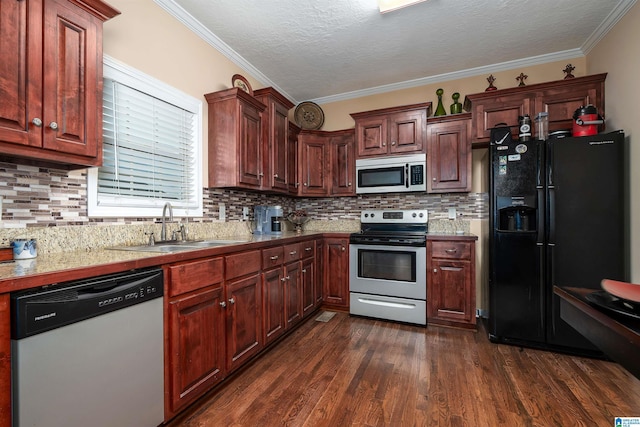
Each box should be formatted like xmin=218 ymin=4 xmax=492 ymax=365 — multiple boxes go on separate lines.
xmin=448 ymin=208 xmax=456 ymax=220
xmin=219 ymin=203 xmax=226 ymax=221
xmin=242 ymin=207 xmax=249 ymax=220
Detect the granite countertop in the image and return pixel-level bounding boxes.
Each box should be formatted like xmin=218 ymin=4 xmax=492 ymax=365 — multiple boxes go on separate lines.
xmin=0 ymin=231 xmax=341 ymax=294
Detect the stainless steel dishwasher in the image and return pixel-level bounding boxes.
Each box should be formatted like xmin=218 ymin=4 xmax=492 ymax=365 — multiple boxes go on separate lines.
xmin=11 ymin=268 xmax=164 ymax=427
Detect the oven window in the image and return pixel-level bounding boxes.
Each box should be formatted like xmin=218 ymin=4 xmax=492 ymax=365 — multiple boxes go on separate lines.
xmin=357 ymin=249 xmax=416 ymax=282
xmin=358 ymin=166 xmax=405 ymax=188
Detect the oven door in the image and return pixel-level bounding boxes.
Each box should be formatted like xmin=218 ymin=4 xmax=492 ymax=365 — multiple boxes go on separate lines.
xmin=349 ymin=243 xmax=426 ymax=299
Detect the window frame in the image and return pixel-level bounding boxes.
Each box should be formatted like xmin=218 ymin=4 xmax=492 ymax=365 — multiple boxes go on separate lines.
xmin=87 ymin=55 xmax=203 ymax=218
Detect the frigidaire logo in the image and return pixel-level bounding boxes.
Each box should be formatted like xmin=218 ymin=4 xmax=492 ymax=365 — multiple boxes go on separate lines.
xmin=34 ymin=312 xmax=56 ymax=321
xmin=99 ymin=296 xmax=123 ymax=307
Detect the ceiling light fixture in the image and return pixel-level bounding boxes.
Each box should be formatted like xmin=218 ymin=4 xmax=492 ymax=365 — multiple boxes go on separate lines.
xmin=378 ymin=0 xmax=428 ymax=14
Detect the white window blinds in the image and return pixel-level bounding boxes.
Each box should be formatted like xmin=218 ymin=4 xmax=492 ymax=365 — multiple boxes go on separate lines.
xmin=88 ymin=56 xmax=202 ymax=218
xmin=101 ymin=80 xmax=196 ymax=203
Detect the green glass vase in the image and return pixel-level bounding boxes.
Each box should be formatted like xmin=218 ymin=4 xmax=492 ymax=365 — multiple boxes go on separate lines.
xmin=450 ymin=92 xmax=462 ymax=114
xmin=434 ymin=88 xmax=446 ymax=116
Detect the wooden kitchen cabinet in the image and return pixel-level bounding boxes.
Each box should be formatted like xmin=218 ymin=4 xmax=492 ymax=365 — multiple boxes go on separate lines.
xmin=323 ymin=237 xmax=350 ymax=309
xmin=297 ymin=129 xmax=355 ymax=197
xmin=225 ymin=273 xmax=262 ymax=373
xmin=254 ymin=87 xmax=295 ymax=193
xmin=284 ymin=259 xmax=302 ymax=328
xmin=0 ymin=0 xmax=119 ymax=168
xmin=262 ymin=265 xmax=285 ymax=345
xmin=166 ymin=258 xmax=226 ymax=414
xmin=288 ymin=122 xmax=301 ymax=194
xmin=427 ymin=114 xmax=472 ymax=193
xmin=330 ymin=130 xmax=356 ymax=196
xmin=427 ymin=237 xmax=477 ymax=329
xmin=350 ymin=103 xmax=430 ymax=158
xmin=464 ymin=73 xmax=606 ymax=146
xmin=206 ymin=88 xmax=267 ymax=190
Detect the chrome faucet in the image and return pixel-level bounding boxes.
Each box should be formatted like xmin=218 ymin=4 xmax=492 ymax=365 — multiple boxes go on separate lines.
xmin=161 ymin=202 xmax=173 ymax=241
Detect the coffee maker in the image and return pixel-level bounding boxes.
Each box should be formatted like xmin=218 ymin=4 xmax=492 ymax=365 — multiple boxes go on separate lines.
xmin=253 ymin=205 xmax=283 ymax=234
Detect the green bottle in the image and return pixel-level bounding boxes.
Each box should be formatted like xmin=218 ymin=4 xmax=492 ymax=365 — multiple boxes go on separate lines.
xmin=450 ymin=92 xmax=462 ymax=114
xmin=434 ymin=88 xmax=446 ymax=116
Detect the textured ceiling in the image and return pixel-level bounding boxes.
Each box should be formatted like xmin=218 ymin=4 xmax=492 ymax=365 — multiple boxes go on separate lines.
xmin=157 ymin=0 xmax=634 ymax=104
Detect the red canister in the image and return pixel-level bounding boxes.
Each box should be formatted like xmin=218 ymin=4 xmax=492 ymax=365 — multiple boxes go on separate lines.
xmin=572 ymin=105 xmax=604 ymax=137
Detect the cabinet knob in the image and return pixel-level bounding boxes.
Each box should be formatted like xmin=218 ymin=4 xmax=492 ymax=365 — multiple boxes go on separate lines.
xmin=295 ymin=182 xmax=300 ymax=188
xmin=341 ymin=247 xmax=345 ymax=252
xmin=32 ymin=118 xmax=43 ymax=127
xmin=433 ymin=177 xmax=437 ymax=181
xmin=391 ymin=141 xmax=396 ymax=146
xmin=258 ymin=172 xmax=264 ymax=178
xmin=445 ymin=249 xmax=457 ymax=254
xmin=270 ymin=255 xmax=279 ymax=260
xmin=48 ymin=121 xmax=59 ymax=130
xmin=285 ymin=276 xmax=290 ymax=280
xmin=348 ymin=182 xmax=352 ymax=186
xmin=220 ymin=301 xmax=227 ymax=307
xmin=302 ymin=269 xmax=307 ymax=273
xmin=382 ymin=142 xmax=387 ymax=147
xmin=290 ymin=250 xmax=297 ymax=255
xmin=274 ymin=174 xmax=279 ymax=178
xmin=228 ymin=297 xmax=235 ymax=305
xmin=433 ymin=269 xmax=438 ymax=273
xmin=303 ymin=183 xmax=308 ymax=186
xmin=281 ymin=277 xmax=286 ymax=282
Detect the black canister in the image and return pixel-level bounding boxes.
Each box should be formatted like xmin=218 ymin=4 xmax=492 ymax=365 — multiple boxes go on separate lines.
xmin=518 ymin=115 xmax=532 ymax=141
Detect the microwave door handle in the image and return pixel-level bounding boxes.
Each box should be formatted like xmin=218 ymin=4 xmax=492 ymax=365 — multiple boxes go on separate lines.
xmin=405 ymin=164 xmax=409 ymax=188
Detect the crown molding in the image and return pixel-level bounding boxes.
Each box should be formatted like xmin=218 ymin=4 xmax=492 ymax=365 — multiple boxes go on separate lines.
xmin=582 ymin=0 xmax=637 ymax=54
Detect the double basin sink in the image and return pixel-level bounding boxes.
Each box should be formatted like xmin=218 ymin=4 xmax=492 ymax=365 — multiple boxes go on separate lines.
xmin=110 ymin=239 xmax=249 ymax=254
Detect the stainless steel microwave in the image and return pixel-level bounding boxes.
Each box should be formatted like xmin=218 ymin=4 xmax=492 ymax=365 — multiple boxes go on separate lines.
xmin=355 ymin=153 xmax=426 ymax=194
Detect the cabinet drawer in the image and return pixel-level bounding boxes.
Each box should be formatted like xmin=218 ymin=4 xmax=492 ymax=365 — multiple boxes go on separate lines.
xmin=300 ymin=240 xmax=315 ymax=259
xmin=263 ymin=246 xmax=284 ymax=269
xmin=431 ymin=241 xmax=471 ymax=260
xmin=168 ymin=257 xmax=224 ymax=297
xmin=226 ymin=250 xmax=261 ymax=280
xmin=283 ymin=243 xmax=300 ymax=263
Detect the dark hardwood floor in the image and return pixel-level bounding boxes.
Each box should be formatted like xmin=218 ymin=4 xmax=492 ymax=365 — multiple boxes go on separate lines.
xmin=170 ymin=311 xmax=640 ymax=426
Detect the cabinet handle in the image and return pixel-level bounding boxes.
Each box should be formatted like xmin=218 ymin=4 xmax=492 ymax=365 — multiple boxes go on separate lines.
xmin=341 ymin=247 xmax=345 ymax=252
xmin=270 ymin=255 xmax=279 ymax=260
xmin=32 ymin=118 xmax=43 ymax=127
xmin=220 ymin=301 xmax=227 ymax=307
xmin=445 ymin=249 xmax=457 ymax=254
xmin=382 ymin=142 xmax=387 ymax=147
xmin=391 ymin=141 xmax=396 ymax=146
xmin=274 ymin=174 xmax=279 ymax=178
xmin=305 ymin=247 xmax=312 ymax=252
xmin=258 ymin=172 xmax=264 ymax=178
xmin=348 ymin=182 xmax=352 ymax=186
xmin=433 ymin=177 xmax=437 ymax=181
xmin=48 ymin=121 xmax=58 ymax=130
xmin=228 ymin=298 xmax=235 ymax=304
xmin=295 ymin=182 xmax=300 ymax=188
xmin=285 ymin=276 xmax=290 ymax=280
xmin=303 ymin=182 xmax=308 ymax=186
xmin=289 ymin=250 xmax=297 ymax=255
xmin=302 ymin=269 xmax=307 ymax=273
xmin=433 ymin=269 xmax=437 ymax=273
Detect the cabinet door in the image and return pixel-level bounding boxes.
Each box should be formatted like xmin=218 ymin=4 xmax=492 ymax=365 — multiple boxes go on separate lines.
xmin=331 ymin=133 xmax=355 ymax=195
xmin=299 ymin=133 xmax=329 ymax=196
xmin=267 ymin=100 xmax=289 ymax=191
xmin=428 ymin=259 xmax=474 ymax=324
xmin=315 ymin=239 xmax=324 ymax=305
xmin=168 ymin=286 xmax=226 ymax=412
xmin=262 ymin=267 xmax=285 ymax=346
xmin=225 ymin=273 xmax=262 ymax=372
xmin=0 ymin=0 xmax=42 ymax=148
xmin=301 ymin=257 xmax=316 ymax=317
xmin=42 ymin=0 xmax=101 ymax=157
xmin=323 ymin=238 xmax=349 ymax=308
xmin=238 ymin=102 xmax=263 ymax=188
xmin=427 ymin=119 xmax=471 ymax=193
xmin=470 ymin=92 xmax=534 ymax=142
xmin=284 ymin=261 xmax=302 ymax=328
xmin=537 ymin=84 xmax=602 ymax=134
xmin=355 ymin=115 xmax=387 ymax=157
xmin=388 ymin=109 xmax=426 ymax=154
xmin=288 ymin=123 xmax=300 ymax=194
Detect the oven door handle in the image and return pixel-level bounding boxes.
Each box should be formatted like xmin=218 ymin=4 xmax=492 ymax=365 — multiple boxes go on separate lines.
xmin=355 ymin=296 xmax=419 ymax=309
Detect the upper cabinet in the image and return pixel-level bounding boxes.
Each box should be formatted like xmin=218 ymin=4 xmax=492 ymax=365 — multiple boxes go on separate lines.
xmin=427 ymin=114 xmax=472 ymax=193
xmin=0 ymin=0 xmax=119 ymax=168
xmin=206 ymin=88 xmax=267 ymax=190
xmin=464 ymin=74 xmax=606 ymax=146
xmin=351 ymin=103 xmax=430 ymax=158
xmin=253 ymin=87 xmax=295 ymax=193
xmin=297 ymin=129 xmax=355 ymax=197
xmin=207 ymin=86 xmax=296 ymax=194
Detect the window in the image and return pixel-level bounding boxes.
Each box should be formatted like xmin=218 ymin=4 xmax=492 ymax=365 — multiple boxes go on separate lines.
xmin=88 ymin=56 xmax=203 ymax=217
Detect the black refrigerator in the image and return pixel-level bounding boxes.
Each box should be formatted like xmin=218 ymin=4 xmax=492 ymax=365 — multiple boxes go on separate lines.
xmin=488 ymin=130 xmax=627 ymax=355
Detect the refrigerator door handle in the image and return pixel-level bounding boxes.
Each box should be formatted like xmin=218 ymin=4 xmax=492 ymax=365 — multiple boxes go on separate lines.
xmin=536 ymin=187 xmax=544 ymax=243
xmin=548 ymin=186 xmax=556 ymax=244
xmin=547 ymin=140 xmax=554 ymax=186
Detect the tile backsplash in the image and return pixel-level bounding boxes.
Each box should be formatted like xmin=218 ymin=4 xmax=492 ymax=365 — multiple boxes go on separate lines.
xmin=0 ymin=162 xmax=488 ymax=228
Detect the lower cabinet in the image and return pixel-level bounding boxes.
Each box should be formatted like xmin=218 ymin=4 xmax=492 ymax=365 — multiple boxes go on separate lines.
xmin=284 ymin=260 xmax=302 ymax=327
xmin=427 ymin=237 xmax=477 ymax=329
xmin=166 ymin=258 xmax=226 ymax=415
xmin=262 ymin=266 xmax=285 ymax=346
xmin=301 ymin=257 xmax=315 ymax=316
xmin=323 ymin=237 xmax=350 ymax=309
xmin=225 ymin=273 xmax=262 ymax=373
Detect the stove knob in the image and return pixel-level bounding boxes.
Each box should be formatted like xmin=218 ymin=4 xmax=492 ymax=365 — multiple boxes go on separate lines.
xmin=419 ymin=213 xmax=424 ymax=218
xmin=412 ymin=212 xmax=417 ymax=218
xmin=370 ymin=213 xmax=375 ymax=218
xmin=364 ymin=213 xmax=368 ymax=218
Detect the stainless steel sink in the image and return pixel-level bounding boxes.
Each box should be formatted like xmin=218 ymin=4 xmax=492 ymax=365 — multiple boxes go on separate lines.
xmin=109 ymin=239 xmax=249 ymax=253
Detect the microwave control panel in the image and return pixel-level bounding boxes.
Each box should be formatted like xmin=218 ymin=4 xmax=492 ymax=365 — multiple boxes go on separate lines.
xmin=409 ymin=164 xmax=424 ymax=185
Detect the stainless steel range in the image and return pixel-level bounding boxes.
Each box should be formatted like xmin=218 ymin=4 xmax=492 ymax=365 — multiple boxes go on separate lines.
xmin=349 ymin=209 xmax=428 ymax=325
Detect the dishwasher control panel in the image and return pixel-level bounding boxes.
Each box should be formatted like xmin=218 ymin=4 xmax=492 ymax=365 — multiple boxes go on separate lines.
xmin=11 ymin=268 xmax=163 ymax=339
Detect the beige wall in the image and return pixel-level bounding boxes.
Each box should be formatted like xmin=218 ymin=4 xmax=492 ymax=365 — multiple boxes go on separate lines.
xmin=587 ymin=1 xmax=640 ymax=282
